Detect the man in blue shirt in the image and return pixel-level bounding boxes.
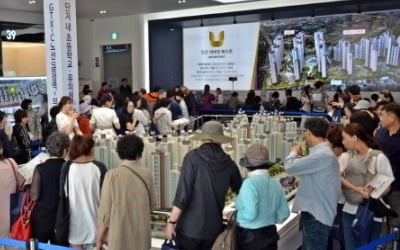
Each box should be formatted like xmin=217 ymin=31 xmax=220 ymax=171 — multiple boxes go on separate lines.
xmin=284 ymin=117 xmax=340 ymax=250
xmin=375 ymin=103 xmax=400 ymax=228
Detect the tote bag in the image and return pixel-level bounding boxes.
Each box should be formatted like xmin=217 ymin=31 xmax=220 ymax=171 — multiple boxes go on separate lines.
xmin=11 ymin=191 xmax=35 ymax=241
xmin=212 ymin=213 xmax=237 ymax=250
xmin=352 ymin=199 xmax=374 ymax=245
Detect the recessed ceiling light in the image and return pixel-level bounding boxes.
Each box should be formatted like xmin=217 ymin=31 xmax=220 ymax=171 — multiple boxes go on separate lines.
xmin=28 ymin=0 xmax=36 ymax=4
xmin=99 ymin=10 xmax=107 ymax=14
xmin=177 ymin=0 xmax=186 ymax=4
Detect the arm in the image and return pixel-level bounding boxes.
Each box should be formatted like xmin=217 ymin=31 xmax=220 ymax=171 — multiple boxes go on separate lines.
xmin=96 ymin=173 xmax=112 ymax=250
xmin=30 ymin=166 xmax=41 ymax=201
xmin=164 ymin=206 xmax=182 ymax=240
xmin=277 ymin=185 xmax=290 ymax=223
xmin=284 ymin=145 xmax=320 ymax=175
xmin=112 ymin=110 xmax=121 ymax=130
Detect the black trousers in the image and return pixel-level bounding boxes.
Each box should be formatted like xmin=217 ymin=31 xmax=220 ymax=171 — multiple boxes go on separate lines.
xmin=237 ymin=225 xmax=279 ymax=250
xmin=31 ymin=207 xmax=57 ymax=244
xmin=176 ymin=232 xmax=215 ymax=250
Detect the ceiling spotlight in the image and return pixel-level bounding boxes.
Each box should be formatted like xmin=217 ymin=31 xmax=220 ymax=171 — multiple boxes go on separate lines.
xmin=99 ymin=10 xmax=107 ymax=14
xmin=28 ymin=0 xmax=36 ymax=4
xmin=178 ymin=0 xmax=186 ymax=3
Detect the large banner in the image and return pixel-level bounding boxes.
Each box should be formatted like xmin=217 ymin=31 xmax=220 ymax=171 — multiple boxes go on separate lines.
xmin=183 ymin=22 xmax=260 ymax=91
xmin=44 ymin=0 xmax=79 ymax=110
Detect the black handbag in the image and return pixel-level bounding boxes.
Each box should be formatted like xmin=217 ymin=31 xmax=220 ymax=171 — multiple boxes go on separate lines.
xmin=55 ymin=161 xmax=72 ymax=246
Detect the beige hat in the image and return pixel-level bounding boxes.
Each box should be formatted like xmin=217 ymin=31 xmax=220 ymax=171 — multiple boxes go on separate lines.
xmin=83 ymin=95 xmax=92 ymax=104
xmin=239 ymin=144 xmax=273 ymax=168
xmin=354 ymin=99 xmax=370 ymax=110
xmin=191 ymin=120 xmax=231 ymax=144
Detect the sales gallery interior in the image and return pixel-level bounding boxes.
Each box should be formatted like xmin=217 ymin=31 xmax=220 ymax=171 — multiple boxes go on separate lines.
xmin=0 ymin=0 xmax=399 ymax=103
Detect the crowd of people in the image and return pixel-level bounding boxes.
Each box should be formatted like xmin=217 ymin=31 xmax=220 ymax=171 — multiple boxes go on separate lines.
xmin=0 ymin=79 xmax=400 ymax=250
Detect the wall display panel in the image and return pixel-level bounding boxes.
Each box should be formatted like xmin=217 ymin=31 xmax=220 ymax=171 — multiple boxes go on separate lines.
xmin=257 ymin=11 xmax=400 ymax=90
xmin=0 ymin=77 xmax=46 ymax=113
xmin=182 ymin=10 xmax=400 ymax=91
xmin=183 ymin=22 xmax=260 ymax=91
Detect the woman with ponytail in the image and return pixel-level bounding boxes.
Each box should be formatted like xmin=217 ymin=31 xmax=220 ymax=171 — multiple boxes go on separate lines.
xmin=339 ymin=123 xmax=393 ymax=249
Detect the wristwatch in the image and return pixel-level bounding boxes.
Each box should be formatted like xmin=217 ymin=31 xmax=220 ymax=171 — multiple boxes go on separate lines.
xmin=167 ymin=219 xmax=177 ymax=225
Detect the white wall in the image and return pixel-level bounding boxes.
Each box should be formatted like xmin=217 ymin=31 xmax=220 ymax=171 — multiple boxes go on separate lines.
xmin=76 ymin=15 xmax=145 ymax=95
xmin=0 ymin=9 xmax=43 ymax=24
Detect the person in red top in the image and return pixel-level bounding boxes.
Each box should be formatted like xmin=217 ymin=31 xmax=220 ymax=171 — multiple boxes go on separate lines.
xmin=97 ymin=82 xmax=110 ymax=101
xmin=78 ymin=103 xmax=92 ymax=136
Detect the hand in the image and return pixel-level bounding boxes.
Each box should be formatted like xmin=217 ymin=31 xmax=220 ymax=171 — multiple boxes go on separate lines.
xmin=96 ymin=238 xmax=103 ymax=250
xmin=164 ymin=223 xmax=176 ymax=240
xmin=356 ymin=186 xmax=370 ymax=198
xmin=291 ymin=144 xmax=301 ymax=154
xmin=72 ymin=111 xmax=79 ymax=119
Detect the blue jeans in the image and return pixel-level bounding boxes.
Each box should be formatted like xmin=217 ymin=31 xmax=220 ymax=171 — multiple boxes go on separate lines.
xmin=342 ymin=212 xmax=382 ymax=250
xmin=300 ymin=212 xmax=332 ymax=250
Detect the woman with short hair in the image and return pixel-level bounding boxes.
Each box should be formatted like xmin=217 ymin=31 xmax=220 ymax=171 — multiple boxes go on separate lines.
xmin=31 ymin=132 xmax=70 ymax=243
xmin=62 ymin=135 xmax=107 ymax=249
xmin=96 ymin=134 xmax=155 ymax=250
xmin=12 ymin=109 xmax=31 ymax=164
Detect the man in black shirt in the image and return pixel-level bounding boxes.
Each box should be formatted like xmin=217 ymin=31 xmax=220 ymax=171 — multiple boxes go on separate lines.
xmin=164 ymin=121 xmax=242 ymax=250
xmin=119 ymin=78 xmax=132 ymax=97
xmin=375 ymin=103 xmax=400 ymax=228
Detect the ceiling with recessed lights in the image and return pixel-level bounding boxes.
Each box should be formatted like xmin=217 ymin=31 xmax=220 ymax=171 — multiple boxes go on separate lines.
xmin=0 ymin=0 xmax=257 ymax=20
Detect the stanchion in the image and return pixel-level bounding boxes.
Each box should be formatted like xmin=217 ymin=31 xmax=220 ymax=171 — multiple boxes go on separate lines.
xmin=392 ymin=227 xmax=399 ymax=250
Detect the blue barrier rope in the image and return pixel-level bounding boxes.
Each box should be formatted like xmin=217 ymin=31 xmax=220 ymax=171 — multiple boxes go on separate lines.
xmin=0 ymin=237 xmax=75 ymax=250
xmin=356 ymin=232 xmax=397 ymax=250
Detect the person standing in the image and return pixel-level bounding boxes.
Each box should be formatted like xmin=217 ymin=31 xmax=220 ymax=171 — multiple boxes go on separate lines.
xmin=61 ymin=135 xmax=107 ymax=249
xmin=30 ymin=132 xmax=70 ymax=243
xmin=56 ymin=96 xmax=83 ymax=139
xmin=236 ymin=144 xmax=290 ymax=250
xmin=12 ymin=109 xmax=32 ymax=164
xmin=201 ymin=84 xmax=215 ymax=109
xmin=284 ymin=117 xmax=340 ymax=250
xmin=21 ymin=99 xmax=42 ymax=141
xmin=96 ymin=135 xmax=156 ymax=250
xmin=119 ymin=78 xmax=132 ymax=97
xmin=375 ymin=103 xmax=400 ymax=230
xmin=90 ymin=94 xmax=120 ymax=138
xmin=0 ymin=143 xmax=22 ymax=239
xmin=0 ymin=110 xmax=14 ymax=158
xmin=164 ymin=121 xmax=242 ymax=250
xmin=97 ymin=82 xmax=110 ymax=101
xmin=311 ymin=81 xmax=329 ymax=113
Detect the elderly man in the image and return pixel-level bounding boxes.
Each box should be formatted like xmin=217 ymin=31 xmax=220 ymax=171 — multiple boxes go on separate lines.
xmin=165 ymin=120 xmax=242 ymax=250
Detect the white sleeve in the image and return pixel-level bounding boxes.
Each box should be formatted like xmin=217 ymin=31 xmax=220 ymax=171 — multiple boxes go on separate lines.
xmin=338 ymin=152 xmax=350 ymax=173
xmin=56 ymin=113 xmax=67 ymax=131
xmin=112 ymin=110 xmax=119 ymax=124
xmin=90 ymin=110 xmax=96 ymax=125
xmin=376 ymin=153 xmax=394 ymax=178
xmin=134 ymin=110 xmax=148 ymax=126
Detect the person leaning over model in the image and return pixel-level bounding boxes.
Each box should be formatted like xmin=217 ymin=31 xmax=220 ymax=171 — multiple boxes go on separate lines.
xmin=236 ymin=144 xmax=290 ymax=250
xmin=284 ymin=117 xmax=341 ymax=250
xmin=96 ymin=134 xmax=156 ymax=250
xmin=164 ymin=121 xmax=242 ymax=250
xmin=30 ymin=132 xmax=70 ymax=243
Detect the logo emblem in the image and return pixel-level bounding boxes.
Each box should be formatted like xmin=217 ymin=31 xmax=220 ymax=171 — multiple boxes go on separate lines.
xmin=209 ymin=31 xmax=224 ymax=47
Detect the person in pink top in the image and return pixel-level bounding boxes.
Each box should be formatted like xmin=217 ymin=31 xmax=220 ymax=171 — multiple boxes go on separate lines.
xmin=0 ymin=142 xmax=23 ymax=238
xmin=201 ymin=84 xmax=215 ymax=109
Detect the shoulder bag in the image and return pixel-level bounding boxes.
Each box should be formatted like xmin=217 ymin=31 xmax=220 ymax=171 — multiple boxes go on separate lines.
xmin=55 ymin=161 xmax=72 ymax=246
xmin=8 ymin=158 xmax=24 ymax=230
xmin=122 ymin=165 xmax=151 ymax=207
xmin=11 ymin=190 xmax=35 ymax=241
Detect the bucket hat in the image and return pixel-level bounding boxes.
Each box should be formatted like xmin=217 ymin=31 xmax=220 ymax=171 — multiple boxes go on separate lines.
xmin=239 ymin=144 xmax=273 ymax=168
xmin=191 ymin=120 xmax=231 ymax=144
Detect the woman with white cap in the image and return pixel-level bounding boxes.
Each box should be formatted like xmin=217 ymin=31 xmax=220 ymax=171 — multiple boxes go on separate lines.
xmin=235 ymin=144 xmax=290 ymax=250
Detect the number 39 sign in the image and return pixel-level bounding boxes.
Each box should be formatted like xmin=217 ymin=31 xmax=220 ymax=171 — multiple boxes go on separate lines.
xmin=6 ymin=29 xmax=17 ymax=40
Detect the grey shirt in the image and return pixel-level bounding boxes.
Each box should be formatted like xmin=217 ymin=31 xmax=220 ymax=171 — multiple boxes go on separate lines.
xmin=284 ymin=142 xmax=340 ymax=226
